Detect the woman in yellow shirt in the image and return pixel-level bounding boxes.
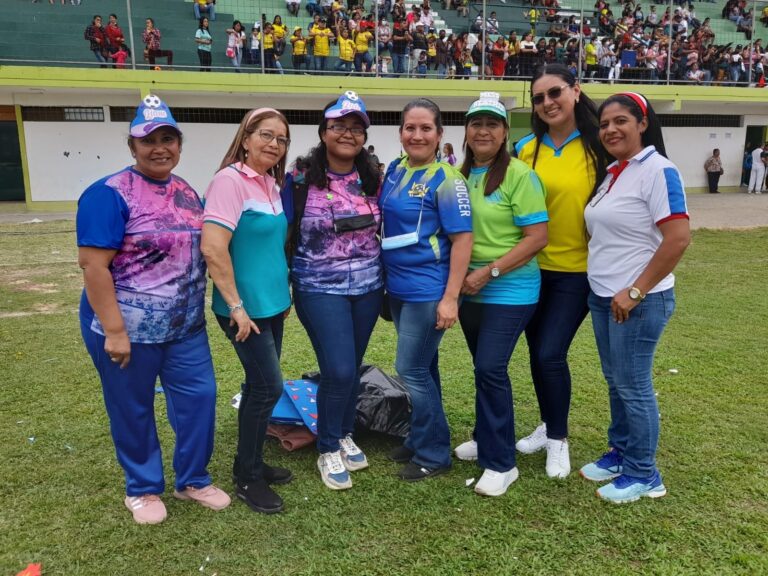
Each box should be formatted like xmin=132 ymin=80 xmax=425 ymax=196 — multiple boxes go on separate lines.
xmin=272 ymin=15 xmax=286 ymax=56
xmin=310 ymin=19 xmax=334 ymax=72
xmin=291 ymin=27 xmax=309 ymax=73
xmin=512 ymin=63 xmax=607 ymax=479
xmin=353 ymin=29 xmax=373 ymax=73
xmin=335 ymin=27 xmax=356 ymax=74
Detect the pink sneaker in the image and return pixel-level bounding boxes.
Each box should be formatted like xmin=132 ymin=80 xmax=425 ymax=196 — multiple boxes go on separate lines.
xmin=124 ymin=494 xmax=167 ymax=524
xmin=173 ymin=484 xmax=231 ymax=511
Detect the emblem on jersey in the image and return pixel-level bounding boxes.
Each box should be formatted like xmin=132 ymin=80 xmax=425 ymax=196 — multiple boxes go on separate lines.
xmin=408 ymin=183 xmax=428 ymax=198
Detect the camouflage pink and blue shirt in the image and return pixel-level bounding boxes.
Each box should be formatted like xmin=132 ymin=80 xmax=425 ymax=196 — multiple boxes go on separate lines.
xmin=77 ymin=167 xmax=207 ymax=344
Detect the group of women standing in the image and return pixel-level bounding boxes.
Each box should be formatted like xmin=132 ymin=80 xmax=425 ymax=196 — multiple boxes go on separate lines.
xmin=76 ymin=69 xmax=690 ymax=524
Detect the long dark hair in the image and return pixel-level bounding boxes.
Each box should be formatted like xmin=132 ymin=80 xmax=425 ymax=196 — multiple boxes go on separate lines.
xmin=598 ymin=93 xmax=667 ymax=158
xmin=305 ymin=100 xmax=379 ymax=197
xmin=459 ymin=114 xmax=511 ymax=196
xmin=529 ymin=63 xmax=607 ymax=191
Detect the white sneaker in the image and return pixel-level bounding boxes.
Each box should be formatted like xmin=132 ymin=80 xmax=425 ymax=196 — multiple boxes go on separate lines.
xmin=516 ymin=423 xmax=547 ymax=454
xmin=545 ymin=438 xmax=571 ymax=479
xmin=339 ymin=434 xmax=369 ymax=471
xmin=474 ymin=467 xmax=519 ymax=496
xmin=454 ymin=439 xmax=478 ymax=461
xmin=317 ymin=451 xmax=352 ymax=490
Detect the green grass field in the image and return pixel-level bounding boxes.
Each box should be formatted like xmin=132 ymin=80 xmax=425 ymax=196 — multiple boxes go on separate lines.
xmin=1 ymin=220 xmax=766 ymax=576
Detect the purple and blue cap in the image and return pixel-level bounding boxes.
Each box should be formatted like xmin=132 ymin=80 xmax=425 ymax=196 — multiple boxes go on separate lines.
xmin=129 ymin=94 xmax=181 ymax=138
xmin=324 ymin=90 xmax=370 ymax=128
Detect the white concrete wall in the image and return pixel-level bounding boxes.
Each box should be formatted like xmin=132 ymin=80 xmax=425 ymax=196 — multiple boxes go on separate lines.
xmin=24 ymin=120 xmax=467 ymax=201
xmin=663 ymin=126 xmax=747 ymax=189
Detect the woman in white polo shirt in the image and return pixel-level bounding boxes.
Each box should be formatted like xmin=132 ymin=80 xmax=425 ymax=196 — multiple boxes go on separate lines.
xmin=581 ymin=92 xmax=690 ymax=504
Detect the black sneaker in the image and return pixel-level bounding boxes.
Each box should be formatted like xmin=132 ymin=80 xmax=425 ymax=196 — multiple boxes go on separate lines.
xmin=397 ymin=462 xmax=450 ymax=482
xmin=235 ymin=479 xmax=284 ymax=514
xmin=388 ymin=444 xmax=415 ymax=463
xmin=232 ymin=463 xmax=294 ymax=486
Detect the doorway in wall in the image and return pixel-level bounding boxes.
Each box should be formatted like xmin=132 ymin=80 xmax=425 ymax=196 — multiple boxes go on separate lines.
xmin=743 ymin=126 xmax=766 ymax=187
xmin=0 ymin=112 xmax=24 ymax=201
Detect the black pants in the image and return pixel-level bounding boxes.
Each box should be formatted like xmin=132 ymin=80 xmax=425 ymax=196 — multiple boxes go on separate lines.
xmin=707 ymin=171 xmax=721 ymax=193
xmin=147 ymin=49 xmax=173 ymax=66
xmin=198 ymin=49 xmax=212 ymax=71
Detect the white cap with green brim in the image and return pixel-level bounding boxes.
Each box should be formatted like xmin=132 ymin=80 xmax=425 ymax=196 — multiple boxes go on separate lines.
xmin=466 ymin=92 xmax=507 ymax=121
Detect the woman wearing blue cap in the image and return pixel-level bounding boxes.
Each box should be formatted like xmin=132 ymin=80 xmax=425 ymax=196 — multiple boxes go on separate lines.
xmin=381 ymin=98 xmax=473 ymax=481
xmin=281 ymin=91 xmax=382 ymax=490
xmin=453 ymin=92 xmax=548 ymax=497
xmin=77 ymin=94 xmax=230 ymax=525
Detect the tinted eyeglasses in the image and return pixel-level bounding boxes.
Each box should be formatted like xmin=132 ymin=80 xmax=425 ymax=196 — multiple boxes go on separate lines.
xmin=327 ymin=124 xmax=366 ymax=137
xmin=531 ymin=84 xmax=572 ymax=106
xmin=256 ymin=130 xmax=290 ymax=148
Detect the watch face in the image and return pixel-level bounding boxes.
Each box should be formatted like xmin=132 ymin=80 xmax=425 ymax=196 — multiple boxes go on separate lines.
xmin=629 ymin=287 xmax=641 ymax=300
xmin=491 ymin=267 xmax=500 ymax=278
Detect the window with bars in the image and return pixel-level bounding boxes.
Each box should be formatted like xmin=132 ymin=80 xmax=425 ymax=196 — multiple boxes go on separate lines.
xmin=22 ymin=107 xmax=105 ymax=121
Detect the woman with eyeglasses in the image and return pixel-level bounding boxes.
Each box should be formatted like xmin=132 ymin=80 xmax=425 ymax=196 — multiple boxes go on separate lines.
xmin=201 ymin=108 xmax=293 ymax=514
xmin=281 ymin=91 xmax=382 ymax=491
xmin=380 ymin=98 xmax=473 ymax=482
xmin=581 ymin=92 xmax=689 ymax=503
xmin=513 ymin=63 xmax=607 ymax=479
xmin=453 ymin=92 xmax=548 ymax=497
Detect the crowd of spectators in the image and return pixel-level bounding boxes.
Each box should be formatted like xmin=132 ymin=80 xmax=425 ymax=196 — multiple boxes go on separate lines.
xmin=78 ymin=0 xmax=765 ymax=84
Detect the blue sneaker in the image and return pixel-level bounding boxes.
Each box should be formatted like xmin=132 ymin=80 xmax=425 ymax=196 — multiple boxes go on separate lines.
xmin=339 ymin=434 xmax=369 ymax=471
xmin=317 ymin=451 xmax=352 ymax=490
xmin=596 ymin=471 xmax=667 ymax=504
xmin=580 ymin=449 xmax=623 ymax=481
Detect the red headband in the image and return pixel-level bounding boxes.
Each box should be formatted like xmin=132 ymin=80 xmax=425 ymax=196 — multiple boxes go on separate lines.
xmin=617 ymin=92 xmax=648 ymax=117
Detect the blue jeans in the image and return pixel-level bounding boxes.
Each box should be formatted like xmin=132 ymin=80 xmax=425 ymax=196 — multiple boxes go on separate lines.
xmin=306 ymin=2 xmax=321 ymax=16
xmin=294 ymin=289 xmax=383 ymax=454
xmin=460 ymin=302 xmax=537 ymax=472
xmin=81 ymin=323 xmax=216 ymax=496
xmin=392 ymin=52 xmax=407 ymax=76
xmin=335 ymin=59 xmax=353 ymax=74
xmin=390 ymin=298 xmax=450 ymax=469
xmin=314 ymin=55 xmax=327 ymax=73
xmin=92 ymin=49 xmax=107 ymax=64
xmin=525 ymin=270 xmax=590 ymax=439
xmin=216 ymin=313 xmax=284 ymax=483
xmin=193 ymin=3 xmax=215 ymax=20
xmin=588 ymin=289 xmax=675 ymax=478
xmin=354 ymin=51 xmax=373 ymax=73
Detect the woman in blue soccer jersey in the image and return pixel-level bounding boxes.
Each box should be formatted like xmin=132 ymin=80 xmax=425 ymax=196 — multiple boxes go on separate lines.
xmin=281 ymin=92 xmax=383 ymax=492
xmin=453 ymin=92 xmax=549 ymax=497
xmin=581 ymin=92 xmax=690 ymax=503
xmin=77 ymin=95 xmax=229 ymax=525
xmin=380 ymin=98 xmax=473 ymax=481
xmin=514 ymin=63 xmax=607 ymax=479
xmin=201 ymin=108 xmax=294 ymax=515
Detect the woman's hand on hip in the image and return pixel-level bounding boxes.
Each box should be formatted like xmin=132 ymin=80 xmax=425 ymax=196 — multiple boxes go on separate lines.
xmin=230 ymin=307 xmax=260 ymax=341
xmin=436 ymin=296 xmax=459 ymax=330
xmin=104 ymin=330 xmax=131 ymax=369
xmin=611 ymin=289 xmax=639 ymax=324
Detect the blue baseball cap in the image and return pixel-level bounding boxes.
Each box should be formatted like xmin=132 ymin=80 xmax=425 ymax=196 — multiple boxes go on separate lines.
xmin=324 ymin=91 xmax=370 ymax=128
xmin=129 ymin=94 xmax=181 ymax=138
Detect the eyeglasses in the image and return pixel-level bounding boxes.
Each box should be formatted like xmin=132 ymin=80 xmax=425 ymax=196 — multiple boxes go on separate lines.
xmin=256 ymin=130 xmax=290 ymax=148
xmin=327 ymin=124 xmax=366 ymax=137
xmin=531 ymin=84 xmax=571 ymax=106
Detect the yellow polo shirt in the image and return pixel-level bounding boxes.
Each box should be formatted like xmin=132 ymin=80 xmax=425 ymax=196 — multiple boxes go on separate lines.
xmin=338 ymin=37 xmax=355 ymax=61
xmin=354 ymin=31 xmax=372 ymax=53
xmin=313 ymin=28 xmax=332 ymax=56
xmin=515 ymin=131 xmax=595 ymax=272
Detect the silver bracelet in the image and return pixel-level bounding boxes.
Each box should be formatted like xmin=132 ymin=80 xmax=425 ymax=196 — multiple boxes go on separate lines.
xmin=228 ymin=299 xmax=244 ymax=313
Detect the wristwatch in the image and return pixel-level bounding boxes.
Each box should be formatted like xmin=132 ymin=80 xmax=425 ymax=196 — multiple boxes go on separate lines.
xmin=628 ymin=286 xmax=646 ymax=302
xmin=489 ymin=265 xmax=500 ymax=279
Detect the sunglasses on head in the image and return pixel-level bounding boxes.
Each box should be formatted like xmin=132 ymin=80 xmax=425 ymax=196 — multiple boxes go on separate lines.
xmin=531 ymin=84 xmax=571 ymax=106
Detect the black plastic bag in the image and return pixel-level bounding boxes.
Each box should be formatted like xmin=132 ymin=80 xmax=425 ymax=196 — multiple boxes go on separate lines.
xmin=302 ymin=365 xmax=411 ymax=437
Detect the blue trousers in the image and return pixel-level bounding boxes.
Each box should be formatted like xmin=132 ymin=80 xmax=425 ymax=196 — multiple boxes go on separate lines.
xmin=81 ymin=322 xmax=216 ymax=496
xmin=294 ymin=289 xmax=383 ymax=454
xmin=390 ymin=298 xmax=450 ymax=469
xmin=216 ymin=314 xmax=284 ymax=483
xmin=525 ymin=270 xmax=590 ymax=439
xmin=459 ymin=301 xmax=537 ymax=472
xmin=589 ymin=289 xmax=675 ymax=478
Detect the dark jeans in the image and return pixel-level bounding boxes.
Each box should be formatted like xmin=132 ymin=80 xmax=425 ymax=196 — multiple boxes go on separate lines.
xmin=707 ymin=171 xmax=721 ymax=193
xmin=216 ymin=313 xmax=284 ymax=483
xmin=459 ymin=301 xmax=537 ymax=472
xmin=198 ymin=49 xmax=212 ymax=71
xmin=525 ymin=270 xmax=590 ymax=439
xmin=147 ymin=49 xmax=173 ymax=66
xmin=294 ymin=289 xmax=383 ymax=454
